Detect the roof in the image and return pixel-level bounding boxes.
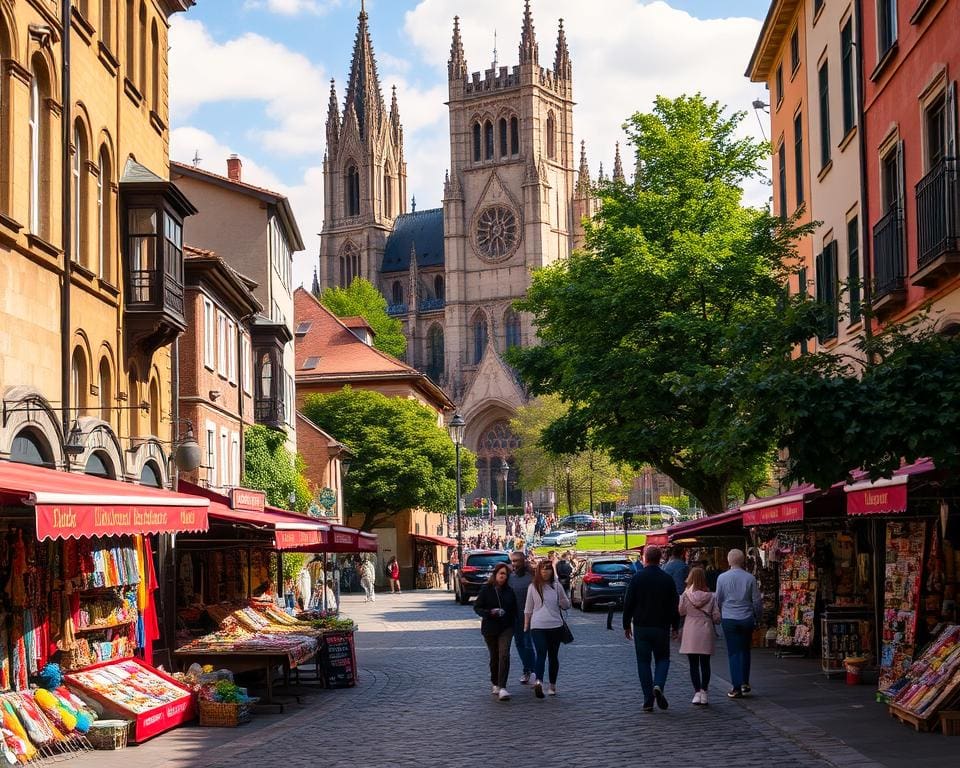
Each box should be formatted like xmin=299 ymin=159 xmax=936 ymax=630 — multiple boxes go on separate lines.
xmin=746 ymin=0 xmax=802 ymax=80
xmin=293 ymin=287 xmax=453 ymax=410
xmin=184 ymin=245 xmax=262 ymax=316
xmin=340 ymin=316 xmax=375 ymax=334
xmin=171 ymin=162 xmax=305 ymax=251
xmin=381 ymin=208 xmax=445 ymax=273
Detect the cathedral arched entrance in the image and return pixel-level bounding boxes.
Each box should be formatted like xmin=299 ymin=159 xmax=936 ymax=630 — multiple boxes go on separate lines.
xmin=471 ymin=418 xmax=522 ymax=512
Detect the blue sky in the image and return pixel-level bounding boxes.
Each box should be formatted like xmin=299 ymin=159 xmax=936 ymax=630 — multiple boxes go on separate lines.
xmin=169 ymin=0 xmax=773 ymax=287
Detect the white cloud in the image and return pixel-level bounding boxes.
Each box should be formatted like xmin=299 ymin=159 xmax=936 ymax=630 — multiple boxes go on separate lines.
xmin=243 ymin=0 xmax=342 ymax=15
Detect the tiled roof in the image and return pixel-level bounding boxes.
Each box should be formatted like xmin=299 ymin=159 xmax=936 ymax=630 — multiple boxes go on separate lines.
xmin=340 ymin=315 xmax=374 ymax=332
xmin=171 ymin=161 xmax=286 ymax=202
xmin=381 ymin=208 xmax=445 ymax=273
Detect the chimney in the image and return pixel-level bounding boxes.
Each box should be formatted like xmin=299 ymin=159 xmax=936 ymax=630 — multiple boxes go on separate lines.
xmin=227 ymin=154 xmax=242 ymax=182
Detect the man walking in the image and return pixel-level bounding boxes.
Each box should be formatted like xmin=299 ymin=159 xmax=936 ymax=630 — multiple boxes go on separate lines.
xmin=623 ymin=546 xmax=680 ymax=712
xmin=662 ymin=547 xmax=689 ymax=596
xmin=715 ymin=548 xmax=762 ymax=698
xmin=509 ymin=550 xmax=536 ymax=685
xmin=360 ymin=556 xmax=377 ymax=602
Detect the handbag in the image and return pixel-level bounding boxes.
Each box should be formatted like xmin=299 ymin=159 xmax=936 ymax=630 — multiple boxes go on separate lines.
xmin=556 ymin=586 xmax=574 ymax=644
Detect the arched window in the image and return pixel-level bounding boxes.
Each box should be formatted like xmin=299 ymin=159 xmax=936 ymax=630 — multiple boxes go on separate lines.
xmin=345 ymin=164 xmax=360 ymax=216
xmin=150 ymin=20 xmax=159 ymax=112
xmin=434 ymin=274 xmax=444 ymax=302
xmin=427 ymin=324 xmax=444 ymax=382
xmin=484 ymin=120 xmax=494 ymax=161
xmin=85 ymin=451 xmax=115 ymax=479
xmin=511 ymin=116 xmax=520 ymax=155
xmin=28 ymin=62 xmax=47 ymax=236
xmin=149 ymin=377 xmax=160 ymax=436
xmin=499 ymin=117 xmax=508 ymax=158
xmin=98 ymin=357 xmax=112 ymax=422
xmin=101 ymin=0 xmax=113 ymax=51
xmin=127 ymin=371 xmax=140 ymax=436
xmin=125 ymin=0 xmax=135 ymax=82
xmin=138 ymin=2 xmax=147 ymax=95
xmin=98 ymin=146 xmax=111 ymax=281
xmin=10 ymin=429 xmax=54 ymax=468
xmin=504 ymin=308 xmax=522 ymax=350
xmin=72 ymin=121 xmax=88 ymax=266
xmin=71 ymin=347 xmax=87 ymax=415
xmin=384 ymin=172 xmax=393 ymax=218
xmin=391 ymin=281 xmax=404 ymax=306
xmin=340 ymin=244 xmax=360 ymax=287
xmin=140 ymin=461 xmax=162 ymax=487
xmin=473 ymin=122 xmax=482 ymax=162
xmin=471 ymin=311 xmax=488 ymax=364
xmin=259 ymin=353 xmax=273 ymax=398
xmin=546 ymin=112 xmax=556 ymax=159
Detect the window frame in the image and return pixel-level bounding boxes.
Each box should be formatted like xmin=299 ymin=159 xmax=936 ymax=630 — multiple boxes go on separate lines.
xmin=777 ymin=140 xmax=787 ymax=220
xmin=203 ymin=297 xmax=215 ymax=370
xmin=227 ymin=317 xmax=237 ymax=384
xmin=841 ymin=18 xmax=856 ymax=136
xmin=818 ymin=59 xmax=832 ymax=169
xmin=775 ymin=63 xmax=784 ymax=108
xmin=216 ymin=309 xmax=228 ymax=376
xmin=847 ymin=215 xmax=861 ymax=323
xmin=790 ymin=28 xmax=800 ymax=74
xmin=876 ymin=0 xmax=898 ymax=59
xmin=794 ymin=112 xmax=805 ymax=208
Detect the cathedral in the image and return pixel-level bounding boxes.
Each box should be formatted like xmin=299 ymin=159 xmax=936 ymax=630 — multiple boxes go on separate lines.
xmin=318 ymin=1 xmax=611 ymax=507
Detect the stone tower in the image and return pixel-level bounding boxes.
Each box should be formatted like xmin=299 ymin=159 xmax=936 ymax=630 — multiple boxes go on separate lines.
xmin=320 ymin=4 xmax=406 ymax=290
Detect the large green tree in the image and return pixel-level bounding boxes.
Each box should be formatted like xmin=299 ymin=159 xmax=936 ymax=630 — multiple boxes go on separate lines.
xmin=302 ymin=387 xmax=478 ymax=531
xmin=243 ymin=425 xmax=312 ymax=512
xmin=319 ymin=278 xmax=407 ymax=359
xmin=509 ymin=94 xmax=819 ymax=516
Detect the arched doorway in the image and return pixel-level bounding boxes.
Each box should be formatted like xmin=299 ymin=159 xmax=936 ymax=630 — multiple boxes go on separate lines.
xmin=474 ymin=419 xmax=521 ymax=510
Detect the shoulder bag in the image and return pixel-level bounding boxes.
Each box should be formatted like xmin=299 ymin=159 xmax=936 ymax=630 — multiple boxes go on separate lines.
xmin=557 ymin=586 xmax=574 ymax=644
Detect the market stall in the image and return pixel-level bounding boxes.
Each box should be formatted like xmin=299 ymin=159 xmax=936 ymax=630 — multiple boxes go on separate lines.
xmin=411 ymin=534 xmax=457 ymax=589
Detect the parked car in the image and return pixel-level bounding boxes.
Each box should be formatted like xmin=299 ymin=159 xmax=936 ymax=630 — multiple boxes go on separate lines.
xmin=557 ymin=514 xmax=600 ymax=531
xmin=623 ymin=505 xmax=681 ymax=524
xmin=540 ymin=529 xmax=578 ymax=547
xmin=454 ymin=550 xmax=510 ymax=605
xmin=570 ymin=557 xmax=636 ymax=611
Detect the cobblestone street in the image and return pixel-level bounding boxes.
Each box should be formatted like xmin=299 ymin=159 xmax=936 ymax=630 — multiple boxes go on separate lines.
xmin=66 ymin=590 xmax=957 ymax=768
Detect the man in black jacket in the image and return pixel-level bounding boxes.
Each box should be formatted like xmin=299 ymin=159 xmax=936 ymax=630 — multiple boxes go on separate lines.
xmin=623 ymin=546 xmax=680 ymax=712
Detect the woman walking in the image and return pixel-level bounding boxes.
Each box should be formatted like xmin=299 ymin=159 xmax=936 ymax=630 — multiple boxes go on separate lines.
xmin=524 ymin=560 xmax=571 ymax=698
xmin=474 ymin=563 xmax=518 ymax=701
xmin=679 ymin=567 xmax=720 ymax=705
xmin=387 ymin=556 xmax=401 ymax=593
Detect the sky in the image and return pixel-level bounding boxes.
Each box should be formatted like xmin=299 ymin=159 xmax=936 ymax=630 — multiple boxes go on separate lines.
xmin=169 ymin=0 xmax=774 ymax=290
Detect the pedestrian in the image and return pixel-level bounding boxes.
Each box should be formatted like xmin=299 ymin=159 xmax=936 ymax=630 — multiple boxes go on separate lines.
xmin=556 ymin=550 xmax=574 ymax=593
xmin=678 ymin=567 xmax=720 ymax=705
xmin=360 ymin=557 xmax=376 ymax=602
xmin=662 ymin=547 xmax=689 ymax=596
xmin=622 ymin=545 xmax=680 ymax=712
xmin=715 ymin=548 xmax=762 ymax=699
xmin=474 ymin=563 xmax=518 ymax=701
xmin=524 ymin=559 xmax=571 ymax=698
xmin=508 ymin=550 xmax=536 ymax=686
xmin=387 ymin=556 xmax=401 ymax=593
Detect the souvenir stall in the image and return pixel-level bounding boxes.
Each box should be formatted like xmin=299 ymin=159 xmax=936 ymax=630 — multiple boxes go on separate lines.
xmin=0 ymin=462 xmax=210 ymax=748
xmin=664 ymin=509 xmax=747 ymax=593
xmin=411 ymin=534 xmax=457 ymax=589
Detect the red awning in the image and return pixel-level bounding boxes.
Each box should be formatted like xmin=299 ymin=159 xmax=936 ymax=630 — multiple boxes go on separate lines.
xmin=740 ymin=483 xmax=819 ymax=526
xmin=0 ymin=461 xmax=209 ymax=540
xmin=644 ymin=530 xmax=669 ymax=546
xmin=666 ymin=508 xmax=744 ymax=540
xmin=412 ymin=533 xmax=458 ymax=547
xmin=845 ymin=459 xmax=935 ymax=516
xmin=358 ymin=532 xmax=378 ymax=552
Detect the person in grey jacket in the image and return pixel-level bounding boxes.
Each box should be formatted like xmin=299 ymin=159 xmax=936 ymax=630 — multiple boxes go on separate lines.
xmin=509 ymin=551 xmax=536 ymax=685
xmin=715 ymin=548 xmax=762 ymax=698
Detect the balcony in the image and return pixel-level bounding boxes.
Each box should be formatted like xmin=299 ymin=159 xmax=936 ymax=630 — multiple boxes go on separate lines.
xmin=255 ymin=397 xmax=286 ymax=429
xmin=420 ymin=298 xmax=446 ymax=312
xmin=387 ymin=303 xmax=408 ymax=316
xmin=912 ymin=157 xmax=960 ymax=287
xmin=872 ymin=206 xmax=907 ymax=312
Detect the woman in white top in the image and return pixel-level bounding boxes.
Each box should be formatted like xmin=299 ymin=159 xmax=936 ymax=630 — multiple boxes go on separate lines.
xmin=524 ymin=559 xmax=571 ymax=698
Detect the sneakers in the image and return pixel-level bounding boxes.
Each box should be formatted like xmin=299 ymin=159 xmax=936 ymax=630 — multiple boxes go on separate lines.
xmin=519 ymin=673 xmax=530 ymax=685
xmin=642 ymin=702 xmax=654 ymax=713
xmin=492 ymin=684 xmax=500 ymax=696
xmin=692 ymin=691 xmax=708 ymax=706
xmin=741 ymin=684 xmax=752 ymax=696
xmin=498 ymin=688 xmax=511 ymax=701
xmin=692 ymin=691 xmax=702 ymax=705
xmin=547 ymin=684 xmax=557 ymax=696
xmin=653 ymin=685 xmax=669 ymax=710
xmin=727 ymin=688 xmax=744 ymax=699
xmin=534 ymin=681 xmax=545 ymax=699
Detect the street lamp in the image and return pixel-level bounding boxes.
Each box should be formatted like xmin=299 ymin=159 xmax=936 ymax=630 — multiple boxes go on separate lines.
xmin=564 ymin=462 xmax=573 ymax=518
xmin=448 ymin=412 xmax=466 ymax=570
xmin=500 ymin=457 xmax=509 ymax=520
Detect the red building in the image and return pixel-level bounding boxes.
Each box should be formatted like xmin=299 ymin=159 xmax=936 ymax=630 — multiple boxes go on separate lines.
xmin=862 ymin=0 xmax=959 ymax=330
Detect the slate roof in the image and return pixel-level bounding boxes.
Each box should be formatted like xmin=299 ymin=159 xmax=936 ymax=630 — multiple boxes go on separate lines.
xmin=381 ymin=208 xmax=445 ymax=273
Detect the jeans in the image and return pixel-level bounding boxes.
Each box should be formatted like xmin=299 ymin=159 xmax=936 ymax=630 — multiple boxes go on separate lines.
xmin=687 ymin=654 xmax=711 ymax=691
xmin=484 ymin=628 xmax=514 ymax=689
xmin=721 ymin=618 xmax=755 ymax=690
xmin=531 ymin=627 xmax=563 ymax=684
xmin=361 ymin=578 xmax=375 ymax=601
xmin=513 ymin=618 xmax=535 ymax=675
xmin=632 ymin=626 xmax=671 ymax=706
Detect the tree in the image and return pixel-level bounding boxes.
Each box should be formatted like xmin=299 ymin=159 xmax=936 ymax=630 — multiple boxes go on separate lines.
xmin=243 ymin=425 xmax=312 ymax=512
xmin=302 ymin=387 xmax=478 ymax=531
xmin=319 ymin=278 xmax=407 ymax=359
xmin=508 ymin=94 xmax=819 ymax=516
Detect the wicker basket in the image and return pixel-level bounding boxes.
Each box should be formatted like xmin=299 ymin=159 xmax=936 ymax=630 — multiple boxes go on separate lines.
xmin=87 ymin=720 xmax=131 ymax=750
xmin=198 ymin=699 xmax=255 ymax=727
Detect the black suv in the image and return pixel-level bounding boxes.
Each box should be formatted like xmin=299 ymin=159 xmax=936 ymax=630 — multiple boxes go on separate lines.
xmin=454 ymin=550 xmax=510 ymax=605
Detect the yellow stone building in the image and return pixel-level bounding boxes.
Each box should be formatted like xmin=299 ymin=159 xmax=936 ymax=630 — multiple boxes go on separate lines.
xmin=0 ymin=0 xmax=195 ymax=484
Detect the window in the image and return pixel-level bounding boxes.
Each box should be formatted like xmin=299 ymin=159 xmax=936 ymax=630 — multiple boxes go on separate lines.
xmin=98 ymin=148 xmax=111 ymax=280
xmin=227 ymin=318 xmax=237 ymax=383
xmin=510 ymin=116 xmax=520 ymax=155
xmin=101 ymin=0 xmax=113 ymax=50
xmin=790 ymin=28 xmax=800 ymax=73
xmin=877 ymin=0 xmax=897 ymax=57
xmin=794 ymin=113 xmax=804 ymax=207
xmin=818 ymin=60 xmax=831 ymax=168
xmin=28 ymin=65 xmax=44 ymax=235
xmin=472 ymin=311 xmax=488 ymax=364
xmin=149 ymin=377 xmax=160 ymax=436
xmin=71 ymin=348 xmax=87 ymax=415
xmin=240 ymin=334 xmax=252 ymax=393
xmin=259 ymin=353 xmax=273 ymax=399
xmin=504 ymin=309 xmax=521 ymax=350
xmin=391 ymin=281 xmax=404 ymax=306
xmin=777 ymin=141 xmax=787 ymax=220
xmin=841 ymin=19 xmax=856 ymax=135
xmin=138 ymin=2 xmax=147 ymax=94
xmin=775 ymin=63 xmax=783 ymax=107
xmin=203 ymin=298 xmax=215 ymax=369
xmin=546 ymin=112 xmax=556 ymax=159
xmin=150 ymin=21 xmax=159 ymax=112
xmin=10 ymin=430 xmax=53 ymax=468
xmin=427 ymin=324 xmax=444 ymax=382
xmin=302 ymin=356 xmax=320 ymax=370
xmin=231 ymin=433 xmax=240 ymax=489
xmin=815 ymin=241 xmax=839 ymax=340
xmin=127 ymin=208 xmax=157 ymax=301
xmin=340 ymin=244 xmax=360 ymax=287
xmin=98 ymin=358 xmax=112 ymax=422
xmin=924 ymin=92 xmax=947 ymax=169
xmin=484 ymin=120 xmax=494 ymax=160
xmin=284 ymin=371 xmax=294 ymax=426
xmin=434 ymin=274 xmax=444 ymax=302
xmin=345 ymin=164 xmax=360 ymax=216
xmin=798 ymin=266 xmax=809 ymax=355
xmin=269 ymin=218 xmax=292 ymax=288
xmin=499 ymin=117 xmax=508 ymax=158
xmin=881 ymin=145 xmax=900 ymax=213
xmin=847 ymin=216 xmax=861 ymax=322
xmin=814 ymin=0 xmax=824 ymax=15
xmin=473 ymin=122 xmax=482 ymax=162
xmin=384 ymin=172 xmax=392 ymax=218
xmin=72 ymin=123 xmax=87 ymax=265
xmin=220 ymin=429 xmax=229 ymax=487
xmin=217 ymin=311 xmax=227 ymax=375
xmin=205 ymin=422 xmax=216 ymax=484
xmin=125 ymin=0 xmax=135 ymax=81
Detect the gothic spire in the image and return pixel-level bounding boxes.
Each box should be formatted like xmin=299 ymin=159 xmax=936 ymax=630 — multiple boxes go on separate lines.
xmin=326 ymin=79 xmax=340 ymax=141
xmin=612 ymin=142 xmax=625 ymax=183
xmin=519 ymin=0 xmax=539 ymax=65
xmin=554 ymin=18 xmax=571 ymax=79
xmin=449 ymin=15 xmax=467 ymax=80
xmin=343 ymin=2 xmax=385 ymax=140
xmin=576 ymin=141 xmax=592 ymax=198
xmin=311 ymin=268 xmax=320 ymax=297
xmin=597 ymin=162 xmax=606 ymax=184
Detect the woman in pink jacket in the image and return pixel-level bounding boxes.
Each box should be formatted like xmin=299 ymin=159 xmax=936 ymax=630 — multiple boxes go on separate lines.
xmin=679 ymin=567 xmax=721 ymax=706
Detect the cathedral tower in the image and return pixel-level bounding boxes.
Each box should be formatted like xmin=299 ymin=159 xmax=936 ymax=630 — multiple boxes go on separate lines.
xmin=319 ymin=4 xmax=406 ymax=290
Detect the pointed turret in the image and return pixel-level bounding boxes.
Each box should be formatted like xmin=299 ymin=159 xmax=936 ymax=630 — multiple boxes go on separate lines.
xmin=554 ymin=18 xmax=571 ymax=80
xmin=343 ymin=2 xmax=386 ymax=140
xmin=612 ymin=142 xmax=625 ymax=183
xmin=311 ymin=268 xmax=321 ymax=297
xmin=389 ymin=84 xmax=402 ymax=144
xmin=449 ymin=15 xmax=467 ymax=80
xmin=408 ymin=241 xmax=419 ymax=312
xmin=519 ymin=0 xmax=539 ymax=65
xmin=326 ymin=79 xmax=340 ymax=145
xmin=597 ymin=162 xmax=606 ymax=184
xmin=576 ymin=141 xmax=592 ymax=198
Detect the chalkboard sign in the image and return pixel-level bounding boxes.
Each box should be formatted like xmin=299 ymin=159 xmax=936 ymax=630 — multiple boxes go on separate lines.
xmin=321 ymin=631 xmax=357 ymax=689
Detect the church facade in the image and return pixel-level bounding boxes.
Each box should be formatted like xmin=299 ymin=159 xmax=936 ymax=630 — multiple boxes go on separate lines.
xmin=319 ymin=2 xmax=602 ymax=507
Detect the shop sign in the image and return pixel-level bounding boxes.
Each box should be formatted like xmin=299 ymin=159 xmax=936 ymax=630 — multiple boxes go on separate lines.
xmin=275 ymin=529 xmax=325 ymax=550
xmin=36 ymin=503 xmax=209 ymax=540
xmin=230 ymin=487 xmax=266 ymax=513
xmin=743 ymin=501 xmax=804 ymax=526
xmin=846 ymin=483 xmax=908 ymax=516
xmin=333 ymin=531 xmax=356 ymax=545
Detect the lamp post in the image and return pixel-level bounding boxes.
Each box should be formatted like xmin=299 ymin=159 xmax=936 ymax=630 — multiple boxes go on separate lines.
xmin=448 ymin=413 xmax=466 ymax=571
xmin=500 ymin=457 xmax=509 ymax=522
xmin=565 ymin=462 xmax=573 ymax=518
